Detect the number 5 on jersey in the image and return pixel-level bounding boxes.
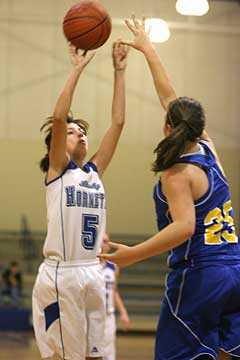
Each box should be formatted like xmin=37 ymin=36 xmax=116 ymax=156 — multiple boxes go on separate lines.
xmin=81 ymin=214 xmax=99 ymax=250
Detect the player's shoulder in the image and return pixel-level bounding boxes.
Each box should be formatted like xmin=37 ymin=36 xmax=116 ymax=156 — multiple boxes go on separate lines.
xmin=162 ymin=163 xmax=189 ymax=183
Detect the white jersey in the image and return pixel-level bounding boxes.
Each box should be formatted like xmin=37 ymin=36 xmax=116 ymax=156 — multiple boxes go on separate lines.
xmin=103 ymin=261 xmax=116 ymax=314
xmin=43 ymin=161 xmax=106 ymax=261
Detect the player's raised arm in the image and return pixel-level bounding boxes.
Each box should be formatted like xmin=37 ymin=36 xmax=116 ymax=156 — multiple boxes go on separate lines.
xmin=48 ymin=44 xmax=95 ymax=180
xmin=90 ymin=40 xmax=129 ymax=177
xmin=121 ymin=15 xmax=176 ymax=111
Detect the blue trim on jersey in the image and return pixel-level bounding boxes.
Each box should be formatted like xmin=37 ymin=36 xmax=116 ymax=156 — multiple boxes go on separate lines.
xmin=83 ymin=162 xmax=98 ymax=173
xmin=106 ymin=261 xmax=116 ymax=271
xmin=44 ymin=301 xmax=60 ymax=331
xmin=55 ymin=262 xmax=65 ymax=359
xmin=154 ymin=167 xmax=214 ymax=208
xmin=45 ymin=161 xmax=75 ymax=186
xmin=45 ymin=161 xmax=98 ymax=186
xmin=60 ymin=178 xmax=66 ymax=261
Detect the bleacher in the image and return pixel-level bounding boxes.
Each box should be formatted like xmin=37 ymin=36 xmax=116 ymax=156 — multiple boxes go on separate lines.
xmin=0 ymin=230 xmax=170 ymax=332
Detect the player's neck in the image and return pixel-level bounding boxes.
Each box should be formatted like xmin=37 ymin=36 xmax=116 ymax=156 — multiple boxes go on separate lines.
xmin=183 ymin=141 xmax=200 ymax=155
xmin=71 ymin=155 xmax=85 ymax=170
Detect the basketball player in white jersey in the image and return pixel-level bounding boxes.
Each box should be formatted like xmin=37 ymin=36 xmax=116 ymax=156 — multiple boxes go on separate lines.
xmin=32 ymin=41 xmax=129 ymax=360
xmin=101 ymin=233 xmax=130 ymax=360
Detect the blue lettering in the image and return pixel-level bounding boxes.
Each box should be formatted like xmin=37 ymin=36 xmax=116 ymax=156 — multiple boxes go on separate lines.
xmin=65 ymin=186 xmax=75 ymax=206
xmin=76 ymin=191 xmax=82 ymax=207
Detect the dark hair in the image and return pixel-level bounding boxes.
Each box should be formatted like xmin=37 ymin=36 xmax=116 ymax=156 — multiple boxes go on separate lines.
xmin=39 ymin=113 xmax=89 ymax=173
xmin=152 ymin=97 xmax=206 ymax=172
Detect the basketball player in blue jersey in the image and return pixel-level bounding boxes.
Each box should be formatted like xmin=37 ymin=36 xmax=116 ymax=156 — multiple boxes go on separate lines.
xmin=32 ymin=40 xmax=129 ymax=360
xmin=99 ymin=16 xmax=240 ymax=360
xmin=100 ymin=233 xmax=130 ymax=360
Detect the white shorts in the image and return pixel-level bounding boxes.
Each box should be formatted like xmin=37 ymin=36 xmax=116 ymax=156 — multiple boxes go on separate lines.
xmin=103 ymin=313 xmax=116 ymax=360
xmin=32 ymin=259 xmax=105 ymax=359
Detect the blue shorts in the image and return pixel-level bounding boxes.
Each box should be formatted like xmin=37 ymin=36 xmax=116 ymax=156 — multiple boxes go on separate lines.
xmin=155 ymin=263 xmax=240 ymax=360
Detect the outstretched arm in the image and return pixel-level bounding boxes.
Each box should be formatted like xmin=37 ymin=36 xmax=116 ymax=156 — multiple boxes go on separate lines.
xmin=48 ymin=44 xmax=95 ymax=181
xmin=90 ymin=40 xmax=129 ymax=177
xmin=121 ymin=15 xmax=176 ymax=111
xmin=98 ymin=166 xmax=195 ymax=267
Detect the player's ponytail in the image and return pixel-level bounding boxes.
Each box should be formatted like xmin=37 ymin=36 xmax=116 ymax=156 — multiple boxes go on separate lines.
xmin=152 ymin=97 xmax=205 ymax=172
xmin=40 ymin=153 xmax=50 ymax=173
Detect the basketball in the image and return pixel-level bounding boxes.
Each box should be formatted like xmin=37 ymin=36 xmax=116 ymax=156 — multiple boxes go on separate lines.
xmin=63 ymin=1 xmax=112 ymax=50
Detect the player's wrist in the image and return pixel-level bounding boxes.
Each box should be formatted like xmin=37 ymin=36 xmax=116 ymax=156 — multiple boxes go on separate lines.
xmin=114 ymin=67 xmax=126 ymax=72
xmin=142 ymin=43 xmax=156 ymax=57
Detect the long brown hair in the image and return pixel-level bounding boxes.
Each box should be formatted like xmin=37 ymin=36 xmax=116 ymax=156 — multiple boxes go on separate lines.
xmin=39 ymin=114 xmax=89 ymax=173
xmin=152 ymin=97 xmax=206 ymax=172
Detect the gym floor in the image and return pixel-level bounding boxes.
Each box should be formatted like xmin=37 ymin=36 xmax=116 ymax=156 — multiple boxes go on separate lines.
xmin=0 ymin=331 xmax=155 ymax=360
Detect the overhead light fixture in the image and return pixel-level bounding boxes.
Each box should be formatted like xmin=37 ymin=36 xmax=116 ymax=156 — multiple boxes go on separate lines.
xmin=145 ymin=18 xmax=170 ymax=43
xmin=176 ymin=0 xmax=209 ymax=16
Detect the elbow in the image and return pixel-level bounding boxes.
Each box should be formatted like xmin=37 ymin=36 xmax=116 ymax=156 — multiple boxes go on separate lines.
xmin=117 ymin=119 xmax=125 ymax=128
xmin=113 ymin=116 xmax=125 ymax=127
xmin=174 ymin=220 xmax=195 ymax=243
xmin=182 ymin=222 xmax=195 ymax=240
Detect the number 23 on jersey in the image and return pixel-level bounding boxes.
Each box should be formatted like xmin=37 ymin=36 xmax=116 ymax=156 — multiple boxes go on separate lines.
xmin=204 ymin=200 xmax=238 ymax=245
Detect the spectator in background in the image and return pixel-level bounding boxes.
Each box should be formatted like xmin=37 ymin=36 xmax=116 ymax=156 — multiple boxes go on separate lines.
xmin=2 ymin=261 xmax=22 ymax=306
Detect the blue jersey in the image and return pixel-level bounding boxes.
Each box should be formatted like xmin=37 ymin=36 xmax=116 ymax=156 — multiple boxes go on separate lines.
xmin=153 ymin=141 xmax=240 ymax=269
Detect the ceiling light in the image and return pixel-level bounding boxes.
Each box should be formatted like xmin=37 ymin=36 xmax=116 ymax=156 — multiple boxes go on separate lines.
xmin=176 ymin=0 xmax=209 ymax=16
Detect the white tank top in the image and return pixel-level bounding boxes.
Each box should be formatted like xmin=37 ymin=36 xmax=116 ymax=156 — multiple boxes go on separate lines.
xmin=103 ymin=261 xmax=116 ymax=314
xmin=43 ymin=161 xmax=106 ymax=262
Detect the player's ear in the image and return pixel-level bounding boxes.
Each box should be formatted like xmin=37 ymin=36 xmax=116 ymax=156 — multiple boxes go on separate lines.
xmin=163 ymin=123 xmax=172 ymax=137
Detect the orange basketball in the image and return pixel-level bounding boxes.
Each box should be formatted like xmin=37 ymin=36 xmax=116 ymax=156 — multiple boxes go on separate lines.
xmin=63 ymin=1 xmax=112 ymax=50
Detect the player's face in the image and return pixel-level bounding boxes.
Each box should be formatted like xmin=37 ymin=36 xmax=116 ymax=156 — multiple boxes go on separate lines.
xmin=66 ymin=123 xmax=88 ymax=158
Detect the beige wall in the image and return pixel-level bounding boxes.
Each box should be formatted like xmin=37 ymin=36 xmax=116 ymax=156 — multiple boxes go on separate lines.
xmin=0 ymin=0 xmax=239 ymax=235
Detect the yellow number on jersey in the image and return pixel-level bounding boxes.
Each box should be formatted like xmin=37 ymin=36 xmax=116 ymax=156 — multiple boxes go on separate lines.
xmin=204 ymin=200 xmax=238 ymax=245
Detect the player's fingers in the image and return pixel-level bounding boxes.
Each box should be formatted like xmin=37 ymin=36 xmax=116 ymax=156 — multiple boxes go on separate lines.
xmin=124 ymin=19 xmax=137 ymax=34
xmin=86 ymin=52 xmax=96 ymax=62
xmin=146 ymin=24 xmax=152 ymax=35
xmin=114 ymin=40 xmax=121 ymax=53
xmin=141 ymin=16 xmax=146 ymax=29
xmin=124 ymin=44 xmax=130 ymax=54
xmin=69 ymin=43 xmax=77 ymax=54
xmin=97 ymin=253 xmax=112 ymax=260
xmin=131 ymin=15 xmax=140 ymax=29
xmin=119 ymin=39 xmax=134 ymax=48
xmin=115 ymin=40 xmax=129 ymax=55
xmin=108 ymin=241 xmax=120 ymax=249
